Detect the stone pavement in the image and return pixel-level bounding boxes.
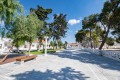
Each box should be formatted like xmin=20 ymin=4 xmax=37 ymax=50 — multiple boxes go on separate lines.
xmin=0 ymin=49 xmax=120 ymax=80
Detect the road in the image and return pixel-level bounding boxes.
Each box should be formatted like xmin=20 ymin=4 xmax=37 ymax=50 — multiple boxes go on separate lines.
xmin=0 ymin=49 xmax=120 ymax=80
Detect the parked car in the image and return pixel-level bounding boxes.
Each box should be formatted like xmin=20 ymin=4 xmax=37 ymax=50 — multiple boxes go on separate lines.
xmin=12 ymin=50 xmax=28 ymax=54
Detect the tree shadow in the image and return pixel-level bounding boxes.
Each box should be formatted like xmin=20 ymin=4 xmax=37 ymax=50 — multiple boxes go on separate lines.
xmin=11 ymin=67 xmax=90 ymax=80
xmin=0 ymin=54 xmax=25 ymax=59
xmin=52 ymin=50 xmax=120 ymax=71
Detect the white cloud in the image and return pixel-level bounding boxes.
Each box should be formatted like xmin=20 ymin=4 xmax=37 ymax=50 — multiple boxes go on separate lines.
xmin=75 ymin=31 xmax=78 ymax=33
xmin=68 ymin=19 xmax=81 ymax=25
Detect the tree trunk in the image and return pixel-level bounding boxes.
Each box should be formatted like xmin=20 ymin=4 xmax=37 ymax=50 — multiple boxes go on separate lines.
xmin=53 ymin=45 xmax=54 ymax=50
xmin=90 ymin=28 xmax=93 ymax=49
xmin=43 ymin=44 xmax=45 ymax=53
xmin=10 ymin=44 xmax=14 ymax=52
xmin=56 ymin=45 xmax=57 ymax=49
xmin=38 ymin=39 xmax=42 ymax=52
xmin=16 ymin=40 xmax=19 ymax=52
xmin=53 ymin=42 xmax=55 ymax=50
xmin=56 ymin=40 xmax=58 ymax=49
xmin=29 ymin=43 xmax=32 ymax=54
xmin=99 ymin=25 xmax=110 ymax=50
xmin=38 ymin=42 xmax=41 ymax=52
xmin=17 ymin=47 xmax=19 ymax=52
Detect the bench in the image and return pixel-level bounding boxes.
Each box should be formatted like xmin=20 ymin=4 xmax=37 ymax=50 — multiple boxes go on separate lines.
xmin=16 ymin=55 xmax=37 ymax=63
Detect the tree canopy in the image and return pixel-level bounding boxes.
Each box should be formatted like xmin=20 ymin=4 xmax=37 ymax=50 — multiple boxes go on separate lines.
xmin=75 ymin=30 xmax=86 ymax=43
xmin=76 ymin=0 xmax=120 ymax=50
xmin=7 ymin=15 xmax=27 ymax=49
xmin=106 ymin=37 xmax=114 ymax=46
xmin=30 ymin=5 xmax=52 ymax=21
xmin=0 ymin=0 xmax=23 ymax=27
xmin=1 ymin=1 xmax=68 ymax=51
xmin=51 ymin=14 xmax=68 ymax=41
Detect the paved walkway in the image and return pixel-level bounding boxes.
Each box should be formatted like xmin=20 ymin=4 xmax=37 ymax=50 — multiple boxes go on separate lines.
xmin=0 ymin=49 xmax=120 ymax=80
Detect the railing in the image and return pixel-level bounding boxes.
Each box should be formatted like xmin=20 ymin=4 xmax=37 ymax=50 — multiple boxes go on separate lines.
xmin=83 ymin=48 xmax=120 ymax=62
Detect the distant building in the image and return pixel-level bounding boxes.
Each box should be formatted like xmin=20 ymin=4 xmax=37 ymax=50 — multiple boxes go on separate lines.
xmin=15 ymin=39 xmax=51 ymax=51
xmin=0 ymin=38 xmax=51 ymax=53
xmin=0 ymin=38 xmax=12 ymax=54
xmin=67 ymin=43 xmax=81 ymax=48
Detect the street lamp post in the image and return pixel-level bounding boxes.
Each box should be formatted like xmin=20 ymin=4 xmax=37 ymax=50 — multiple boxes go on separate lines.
xmin=44 ymin=36 xmax=48 ymax=56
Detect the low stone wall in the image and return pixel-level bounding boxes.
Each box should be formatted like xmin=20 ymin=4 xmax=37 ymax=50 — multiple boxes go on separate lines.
xmin=83 ymin=48 xmax=120 ymax=62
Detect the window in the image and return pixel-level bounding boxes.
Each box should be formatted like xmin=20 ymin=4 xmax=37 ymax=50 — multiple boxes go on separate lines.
xmin=32 ymin=45 xmax=34 ymax=47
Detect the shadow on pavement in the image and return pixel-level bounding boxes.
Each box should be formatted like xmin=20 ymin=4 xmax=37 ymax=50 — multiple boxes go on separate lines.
xmin=52 ymin=50 xmax=120 ymax=71
xmin=11 ymin=67 xmax=89 ymax=80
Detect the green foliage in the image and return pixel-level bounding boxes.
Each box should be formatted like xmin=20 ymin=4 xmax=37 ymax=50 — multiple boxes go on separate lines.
xmin=116 ymin=37 xmax=120 ymax=43
xmin=64 ymin=41 xmax=68 ymax=49
xmin=75 ymin=28 xmax=100 ymax=48
xmin=30 ymin=5 xmax=52 ymax=48
xmin=50 ymin=41 xmax=54 ymax=47
xmin=75 ymin=30 xmax=86 ymax=43
xmin=82 ymin=14 xmax=98 ymax=30
xmin=106 ymin=37 xmax=114 ymax=46
xmin=7 ymin=15 xmax=27 ymax=48
xmin=98 ymin=0 xmax=120 ymax=49
xmin=26 ymin=13 xmax=40 ymax=43
xmin=51 ymin=14 xmax=68 ymax=41
xmin=82 ymin=14 xmax=99 ymax=48
xmin=0 ymin=27 xmax=5 ymax=38
xmin=30 ymin=6 xmax=68 ymax=50
xmin=26 ymin=13 xmax=42 ymax=53
xmin=36 ymin=20 xmax=45 ymax=45
xmin=78 ymin=0 xmax=120 ymax=49
xmin=30 ymin=5 xmax=52 ymax=37
xmin=0 ymin=1 xmax=69 ymax=52
xmin=6 ymin=14 xmax=41 ymax=49
xmin=13 ymin=38 xmax=25 ymax=48
xmin=111 ymin=25 xmax=120 ymax=43
xmin=30 ymin=5 xmax=52 ymax=20
xmin=0 ymin=0 xmax=23 ymax=27
xmin=92 ymin=31 xmax=99 ymax=47
xmin=30 ymin=49 xmax=56 ymax=54
xmin=58 ymin=40 xmax=63 ymax=48
xmin=29 ymin=50 xmax=43 ymax=54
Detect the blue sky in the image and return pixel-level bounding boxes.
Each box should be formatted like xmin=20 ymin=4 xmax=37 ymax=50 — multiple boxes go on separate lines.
xmin=20 ymin=0 xmax=106 ymax=43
